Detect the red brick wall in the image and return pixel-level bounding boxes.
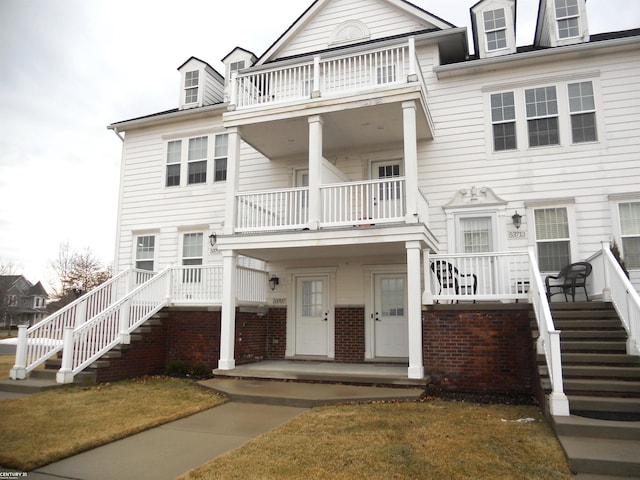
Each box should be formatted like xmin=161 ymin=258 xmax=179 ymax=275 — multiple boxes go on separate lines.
xmin=335 ymin=306 xmax=365 ymax=362
xmin=423 ymin=306 xmax=534 ymax=394
xmin=266 ymin=307 xmax=287 ymax=359
xmin=235 ymin=310 xmax=268 ymax=365
xmin=166 ymin=310 xmax=221 ymax=369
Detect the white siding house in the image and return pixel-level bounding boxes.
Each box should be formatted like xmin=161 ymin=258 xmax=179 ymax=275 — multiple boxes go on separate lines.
xmin=11 ymin=0 xmax=640 ymax=419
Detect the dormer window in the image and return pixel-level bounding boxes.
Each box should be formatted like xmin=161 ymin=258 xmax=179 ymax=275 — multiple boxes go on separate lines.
xmin=230 ymin=61 xmax=245 ymax=74
xmin=484 ymin=9 xmax=507 ymax=51
xmin=555 ymin=0 xmax=580 ymax=39
xmin=184 ymin=70 xmax=199 ymax=104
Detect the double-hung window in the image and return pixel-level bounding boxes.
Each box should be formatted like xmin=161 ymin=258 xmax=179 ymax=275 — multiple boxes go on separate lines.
xmin=526 ymin=86 xmax=559 ymax=147
xmin=135 ymin=236 xmax=155 ymax=271
xmin=184 ymin=70 xmax=199 ymax=104
xmin=535 ymin=207 xmax=571 ymax=272
xmin=484 ymin=9 xmax=507 ymax=51
xmin=214 ymin=134 xmax=228 ymax=182
xmin=376 ymin=65 xmax=396 ymax=85
xmin=568 ymin=81 xmax=597 ymax=143
xmin=619 ymin=202 xmax=640 ymax=269
xmin=188 ymin=136 xmax=208 ymax=185
xmin=491 ymin=92 xmax=516 ymax=151
xmin=555 ymin=0 xmax=580 ymax=39
xmin=166 ymin=140 xmax=181 ymax=187
xmin=182 ymin=233 xmax=203 ymax=282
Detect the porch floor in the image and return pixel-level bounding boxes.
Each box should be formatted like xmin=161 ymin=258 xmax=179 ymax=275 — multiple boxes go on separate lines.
xmin=212 ymin=360 xmax=426 ymax=387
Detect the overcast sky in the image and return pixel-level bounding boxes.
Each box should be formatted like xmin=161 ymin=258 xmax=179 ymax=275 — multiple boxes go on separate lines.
xmin=1 ymin=0 xmax=638 ymax=292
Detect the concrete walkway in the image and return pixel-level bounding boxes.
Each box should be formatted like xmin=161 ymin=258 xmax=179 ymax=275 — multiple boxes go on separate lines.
xmin=23 ymin=402 xmax=306 ymax=480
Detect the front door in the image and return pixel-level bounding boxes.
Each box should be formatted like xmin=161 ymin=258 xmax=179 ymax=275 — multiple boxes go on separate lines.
xmin=374 ymin=274 xmax=408 ymax=358
xmin=372 ymin=160 xmax=403 ymax=219
xmin=295 ymin=276 xmax=328 ymax=356
xmin=457 ymin=215 xmax=496 ymax=295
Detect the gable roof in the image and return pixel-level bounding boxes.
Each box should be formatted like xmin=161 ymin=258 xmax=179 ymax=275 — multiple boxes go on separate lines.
xmin=255 ymin=0 xmax=456 ymax=66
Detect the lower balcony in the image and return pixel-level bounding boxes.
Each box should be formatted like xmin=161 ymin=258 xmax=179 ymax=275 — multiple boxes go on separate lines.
xmin=235 ymin=177 xmax=428 ymax=233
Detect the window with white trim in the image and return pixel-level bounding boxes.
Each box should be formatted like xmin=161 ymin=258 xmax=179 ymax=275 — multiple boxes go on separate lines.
xmin=182 ymin=233 xmax=203 ymax=283
xmin=135 ymin=236 xmax=155 ymax=271
xmin=184 ymin=70 xmax=199 ymax=104
xmin=534 ymin=207 xmax=571 ymax=271
xmin=166 ymin=140 xmax=181 ymax=187
xmin=214 ymin=134 xmax=228 ymax=182
xmin=230 ymin=61 xmax=245 ymax=73
xmin=491 ymin=92 xmax=516 ymax=151
xmin=555 ymin=0 xmax=580 ymax=39
xmin=376 ymin=65 xmax=396 ymax=85
xmin=188 ymin=136 xmax=208 ymax=185
xmin=484 ymin=9 xmax=507 ymax=51
xmin=619 ymin=202 xmax=640 ymax=269
xmin=526 ymin=86 xmax=559 ymax=147
xmin=568 ymin=81 xmax=597 ymax=143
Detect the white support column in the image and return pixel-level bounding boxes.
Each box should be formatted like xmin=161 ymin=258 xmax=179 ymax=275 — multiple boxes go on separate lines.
xmin=10 ymin=325 xmax=28 ymax=380
xmin=218 ymin=250 xmax=237 ymax=370
xmin=223 ymin=128 xmax=241 ymax=235
xmin=408 ymin=37 xmax=417 ymax=80
xmin=308 ymin=115 xmax=323 ymax=230
xmin=56 ymin=327 xmax=75 ymax=384
xmin=406 ymin=241 xmax=424 ymax=379
xmin=402 ymin=101 xmax=419 ymax=223
xmin=312 ymin=56 xmax=321 ymax=98
xmin=422 ymin=250 xmax=434 ymax=305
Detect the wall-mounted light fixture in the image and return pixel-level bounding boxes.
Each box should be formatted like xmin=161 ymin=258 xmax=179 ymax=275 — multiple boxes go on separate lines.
xmin=512 ymin=212 xmax=522 ymax=229
xmin=208 ymin=232 xmax=217 ymax=247
xmin=269 ymin=275 xmax=280 ymax=291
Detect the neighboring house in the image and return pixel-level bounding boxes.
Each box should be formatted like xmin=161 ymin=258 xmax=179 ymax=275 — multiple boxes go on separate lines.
xmin=0 ymin=276 xmax=48 ymax=328
xmin=11 ymin=0 xmax=640 ymax=416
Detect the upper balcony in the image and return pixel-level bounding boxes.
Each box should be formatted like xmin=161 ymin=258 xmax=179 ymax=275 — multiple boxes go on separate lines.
xmin=224 ymin=37 xmax=434 ymax=161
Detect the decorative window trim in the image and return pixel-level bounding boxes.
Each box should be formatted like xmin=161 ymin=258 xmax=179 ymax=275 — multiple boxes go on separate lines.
xmin=330 ymin=20 xmax=370 ymax=46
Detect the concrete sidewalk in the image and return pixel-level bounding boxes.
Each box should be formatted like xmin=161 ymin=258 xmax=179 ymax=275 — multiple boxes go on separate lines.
xmin=23 ymin=402 xmax=306 ymax=480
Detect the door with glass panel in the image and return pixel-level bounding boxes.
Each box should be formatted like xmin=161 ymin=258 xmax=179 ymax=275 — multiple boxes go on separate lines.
xmin=295 ymin=276 xmax=328 ymax=356
xmin=374 ymin=274 xmax=408 ymax=358
xmin=371 ymin=160 xmax=403 ymax=221
xmin=457 ymin=216 xmax=495 ymax=296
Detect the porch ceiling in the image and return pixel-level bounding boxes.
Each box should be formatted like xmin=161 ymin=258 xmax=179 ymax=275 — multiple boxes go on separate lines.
xmin=231 ymin=93 xmax=432 ymax=160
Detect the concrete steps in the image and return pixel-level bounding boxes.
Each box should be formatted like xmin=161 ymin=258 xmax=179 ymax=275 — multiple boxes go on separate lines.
xmin=536 ymin=302 xmax=640 ymax=479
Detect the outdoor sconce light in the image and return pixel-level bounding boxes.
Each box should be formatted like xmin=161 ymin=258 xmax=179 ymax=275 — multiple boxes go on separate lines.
xmin=512 ymin=212 xmax=522 ymax=229
xmin=208 ymin=232 xmax=217 ymax=247
xmin=269 ymin=275 xmax=280 ymax=291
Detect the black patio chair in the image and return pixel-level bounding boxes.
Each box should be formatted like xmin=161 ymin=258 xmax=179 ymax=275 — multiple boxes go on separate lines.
xmin=431 ymin=260 xmax=477 ymax=302
xmin=545 ymin=261 xmax=592 ymax=302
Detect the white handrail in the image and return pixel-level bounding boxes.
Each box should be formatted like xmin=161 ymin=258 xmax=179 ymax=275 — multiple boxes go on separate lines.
xmin=528 ymin=248 xmax=569 ymax=416
xmin=600 ymin=242 xmax=640 ymax=355
xmin=56 ymin=267 xmax=171 ymax=384
xmin=10 ymin=268 xmax=144 ymax=380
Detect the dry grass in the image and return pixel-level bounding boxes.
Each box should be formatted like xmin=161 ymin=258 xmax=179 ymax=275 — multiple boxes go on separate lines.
xmin=0 ymin=354 xmax=15 ymax=380
xmin=180 ymin=400 xmax=572 ymax=480
xmin=0 ymin=376 xmax=226 ymax=471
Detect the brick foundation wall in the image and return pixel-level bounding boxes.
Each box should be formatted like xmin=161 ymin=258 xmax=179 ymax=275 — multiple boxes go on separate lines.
xmin=335 ymin=306 xmax=365 ymax=362
xmin=423 ymin=306 xmax=534 ymax=394
xmin=95 ymin=317 xmax=168 ymax=383
xmin=235 ymin=310 xmax=268 ymax=365
xmin=166 ymin=310 xmax=221 ymax=370
xmin=266 ymin=307 xmax=287 ymax=359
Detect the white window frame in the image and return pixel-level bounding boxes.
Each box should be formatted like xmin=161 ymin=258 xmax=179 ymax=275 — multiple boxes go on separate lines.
xmin=135 ymin=235 xmax=156 ymax=272
xmin=181 ymin=232 xmax=204 ymax=283
xmin=555 ymin=0 xmax=580 ymax=40
xmin=483 ymin=8 xmax=508 ymax=52
xmin=617 ymin=201 xmax=640 ymax=270
xmin=184 ymin=70 xmax=200 ymax=105
xmin=568 ymin=81 xmax=597 ymax=144
xmin=213 ymin=134 xmax=228 ymax=182
xmin=166 ymin=140 xmax=182 ymax=187
xmin=525 ymin=86 xmax=560 ymax=148
xmin=187 ymin=136 xmax=208 ymax=185
xmin=528 ymin=203 xmax=578 ymax=273
xmin=490 ymin=91 xmax=517 ymax=151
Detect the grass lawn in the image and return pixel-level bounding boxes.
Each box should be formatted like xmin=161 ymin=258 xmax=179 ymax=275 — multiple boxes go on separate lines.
xmin=0 ymin=376 xmax=226 ymax=471
xmin=0 ymin=354 xmax=15 ymax=380
xmin=179 ymin=400 xmax=572 ymax=480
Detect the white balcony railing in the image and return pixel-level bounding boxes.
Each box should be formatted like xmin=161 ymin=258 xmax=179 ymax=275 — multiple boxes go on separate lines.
xmin=231 ymin=40 xmax=420 ymax=109
xmin=321 ymin=178 xmax=406 ymax=227
xmin=235 ymin=178 xmax=410 ymax=233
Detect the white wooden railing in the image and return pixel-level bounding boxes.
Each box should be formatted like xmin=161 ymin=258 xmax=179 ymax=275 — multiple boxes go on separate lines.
xmin=588 ymin=242 xmax=640 ymax=356
xmin=236 ymin=187 xmax=309 ymax=232
xmin=57 ymin=267 xmax=172 ymax=384
xmin=425 ymin=251 xmax=531 ymax=303
xmin=231 ymin=40 xmax=419 ymax=109
xmin=10 ymin=268 xmax=153 ymax=380
xmin=321 ymin=178 xmax=406 ymax=227
xmin=527 ymin=248 xmax=569 ymax=416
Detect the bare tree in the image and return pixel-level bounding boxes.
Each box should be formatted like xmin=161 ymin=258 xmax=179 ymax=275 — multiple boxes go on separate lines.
xmin=0 ymin=260 xmax=18 ymax=327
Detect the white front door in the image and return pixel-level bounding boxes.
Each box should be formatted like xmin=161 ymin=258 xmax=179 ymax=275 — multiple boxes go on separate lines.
xmin=295 ymin=276 xmax=328 ymax=356
xmin=374 ymin=274 xmax=408 ymax=358
xmin=371 ymin=160 xmax=403 ymax=219
xmin=457 ymin=215 xmax=496 ymax=295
